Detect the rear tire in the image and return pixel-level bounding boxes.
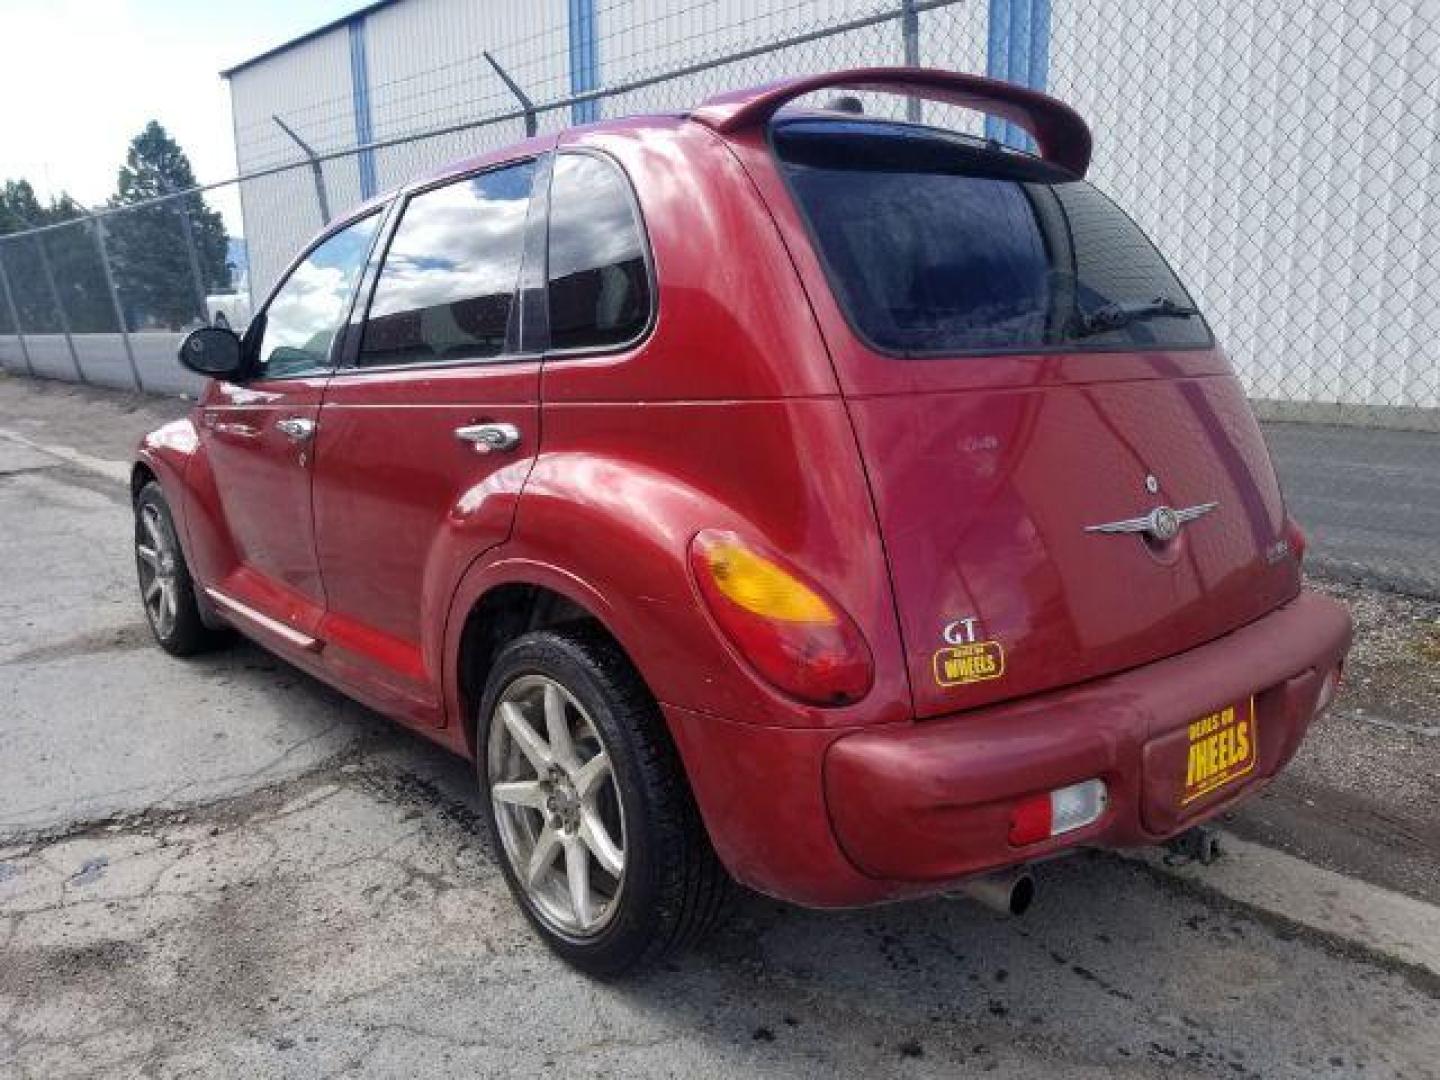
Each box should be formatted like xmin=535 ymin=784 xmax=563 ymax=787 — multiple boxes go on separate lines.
xmin=134 ymin=481 xmax=222 ymax=657
xmin=477 ymin=626 xmax=728 ymax=975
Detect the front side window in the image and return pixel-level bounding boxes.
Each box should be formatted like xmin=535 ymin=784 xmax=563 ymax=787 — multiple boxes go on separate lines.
xmin=546 ymin=153 xmax=651 ymax=352
xmin=254 ymin=213 xmax=380 ymax=378
xmin=775 ymin=119 xmax=1211 ymax=356
xmin=359 ymin=160 xmax=537 ymax=367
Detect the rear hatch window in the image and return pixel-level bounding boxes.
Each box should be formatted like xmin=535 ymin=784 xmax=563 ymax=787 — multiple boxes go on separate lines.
xmin=773 ymin=119 xmax=1211 ymax=356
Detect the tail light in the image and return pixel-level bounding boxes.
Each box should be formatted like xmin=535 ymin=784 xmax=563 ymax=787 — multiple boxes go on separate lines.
xmin=689 ymin=530 xmax=872 ymax=705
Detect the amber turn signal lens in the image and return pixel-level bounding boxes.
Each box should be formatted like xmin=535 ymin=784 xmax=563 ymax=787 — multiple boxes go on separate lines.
xmin=690 ymin=530 xmax=872 ymax=706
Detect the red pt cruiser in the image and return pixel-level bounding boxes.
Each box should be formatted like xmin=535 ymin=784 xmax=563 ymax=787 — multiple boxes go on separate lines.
xmin=135 ymin=69 xmax=1352 ymax=974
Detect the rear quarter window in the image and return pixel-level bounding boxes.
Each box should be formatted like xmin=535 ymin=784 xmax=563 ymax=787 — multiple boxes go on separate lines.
xmin=546 ymin=153 xmax=652 ymax=352
xmin=773 ymin=119 xmax=1211 ymax=356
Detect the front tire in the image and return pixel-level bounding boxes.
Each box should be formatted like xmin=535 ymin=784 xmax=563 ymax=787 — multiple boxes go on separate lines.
xmin=477 ymin=627 xmax=727 ymax=975
xmin=134 ymin=481 xmax=221 ymax=657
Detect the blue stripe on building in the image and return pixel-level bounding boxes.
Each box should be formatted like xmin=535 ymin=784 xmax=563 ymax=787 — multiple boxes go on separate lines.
xmin=349 ymin=19 xmax=378 ymax=199
xmin=985 ymin=0 xmax=1051 ymax=149
xmin=569 ymin=0 xmax=600 ymax=124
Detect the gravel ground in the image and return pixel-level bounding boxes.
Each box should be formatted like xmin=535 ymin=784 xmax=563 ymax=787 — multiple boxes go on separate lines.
xmin=1224 ymin=578 xmax=1440 ymax=904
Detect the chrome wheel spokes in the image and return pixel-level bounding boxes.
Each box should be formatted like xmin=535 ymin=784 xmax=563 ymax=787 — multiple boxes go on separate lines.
xmin=488 ymin=674 xmax=625 ymax=938
xmin=136 ymin=503 xmax=179 ymax=639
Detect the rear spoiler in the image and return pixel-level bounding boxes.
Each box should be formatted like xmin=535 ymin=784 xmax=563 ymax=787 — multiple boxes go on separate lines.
xmin=690 ymin=67 xmax=1093 ymax=176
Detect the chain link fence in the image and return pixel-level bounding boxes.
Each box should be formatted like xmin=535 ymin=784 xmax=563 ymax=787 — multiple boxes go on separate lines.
xmin=1 ymin=0 xmax=1437 ymax=425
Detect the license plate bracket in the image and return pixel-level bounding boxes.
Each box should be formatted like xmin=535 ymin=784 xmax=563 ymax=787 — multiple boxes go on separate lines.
xmin=1181 ymin=698 xmax=1257 ymax=806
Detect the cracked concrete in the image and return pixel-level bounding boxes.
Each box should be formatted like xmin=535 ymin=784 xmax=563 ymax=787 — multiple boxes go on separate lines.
xmin=0 ymin=440 xmax=372 ymax=839
xmin=3 ymin=760 xmax=1439 ymax=1078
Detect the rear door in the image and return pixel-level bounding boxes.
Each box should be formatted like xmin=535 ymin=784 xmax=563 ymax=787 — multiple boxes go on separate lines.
xmin=309 ymin=154 xmax=548 ymax=723
xmin=764 ymin=119 xmax=1300 ymax=717
xmin=197 ymin=212 xmax=382 ymax=638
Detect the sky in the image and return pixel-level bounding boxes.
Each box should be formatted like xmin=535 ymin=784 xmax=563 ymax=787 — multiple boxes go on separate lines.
xmin=0 ymin=0 xmax=365 ymax=235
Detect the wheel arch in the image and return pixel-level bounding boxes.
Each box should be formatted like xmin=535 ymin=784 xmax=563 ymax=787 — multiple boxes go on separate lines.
xmin=448 ymin=560 xmax=653 ymax=761
xmin=130 ymin=460 xmax=158 ymax=503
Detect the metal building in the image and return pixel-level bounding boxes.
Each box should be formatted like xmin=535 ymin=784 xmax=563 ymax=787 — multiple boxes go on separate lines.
xmin=223 ymin=0 xmax=1439 ymax=422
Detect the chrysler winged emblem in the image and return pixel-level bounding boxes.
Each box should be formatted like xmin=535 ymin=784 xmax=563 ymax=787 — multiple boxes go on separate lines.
xmin=1084 ymin=502 xmax=1218 ymax=541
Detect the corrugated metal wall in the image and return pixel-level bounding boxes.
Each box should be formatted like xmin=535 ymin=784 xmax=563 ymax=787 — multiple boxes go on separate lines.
xmin=363 ymin=0 xmax=571 ymax=189
xmin=1050 ymin=0 xmax=1440 ymax=412
xmin=229 ymin=31 xmax=364 ymax=301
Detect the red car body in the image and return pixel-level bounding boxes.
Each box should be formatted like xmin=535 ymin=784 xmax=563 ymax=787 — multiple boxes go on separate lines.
xmin=135 ymin=69 xmax=1351 ymax=909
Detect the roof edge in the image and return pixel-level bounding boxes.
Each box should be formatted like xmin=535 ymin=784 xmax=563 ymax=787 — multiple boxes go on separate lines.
xmin=220 ymin=0 xmax=401 ymax=79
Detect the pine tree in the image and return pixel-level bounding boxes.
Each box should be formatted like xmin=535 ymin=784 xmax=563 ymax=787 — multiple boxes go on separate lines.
xmin=0 ymin=180 xmax=112 ymax=332
xmin=107 ymin=121 xmax=229 ymax=329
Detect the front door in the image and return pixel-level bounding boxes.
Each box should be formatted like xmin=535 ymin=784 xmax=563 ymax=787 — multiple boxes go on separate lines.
xmin=310 ymin=155 xmax=547 ymax=722
xmin=197 ymin=212 xmax=382 ymax=641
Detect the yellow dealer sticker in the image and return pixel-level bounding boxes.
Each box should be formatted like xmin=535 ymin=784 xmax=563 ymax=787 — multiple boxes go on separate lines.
xmin=1181 ymin=698 xmax=1257 ymax=805
xmin=933 ymin=641 xmax=1005 ymax=687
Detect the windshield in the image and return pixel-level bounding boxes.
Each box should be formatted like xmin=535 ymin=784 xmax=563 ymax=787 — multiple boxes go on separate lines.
xmin=773 ymin=119 xmax=1211 ymax=356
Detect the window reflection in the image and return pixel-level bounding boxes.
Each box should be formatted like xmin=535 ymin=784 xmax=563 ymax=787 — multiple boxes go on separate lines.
xmin=547 ymin=154 xmax=650 ymax=351
xmin=258 ymin=215 xmax=379 ymax=377
xmin=777 ymin=120 xmax=1210 ymax=355
xmin=361 ymin=161 xmax=536 ymax=366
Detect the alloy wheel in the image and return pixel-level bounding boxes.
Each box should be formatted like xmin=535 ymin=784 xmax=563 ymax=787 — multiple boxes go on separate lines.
xmin=487 ymin=674 xmax=627 ymax=938
xmin=135 ymin=503 xmax=180 ymax=640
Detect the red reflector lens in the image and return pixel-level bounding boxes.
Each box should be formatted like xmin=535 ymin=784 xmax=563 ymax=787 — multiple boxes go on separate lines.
xmin=1008 ymin=793 xmax=1052 ymax=846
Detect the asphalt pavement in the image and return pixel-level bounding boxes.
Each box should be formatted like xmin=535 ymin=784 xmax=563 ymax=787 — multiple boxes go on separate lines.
xmin=1 ymin=372 xmax=1438 ymax=1078
xmin=1265 ymin=421 xmax=1440 ymax=598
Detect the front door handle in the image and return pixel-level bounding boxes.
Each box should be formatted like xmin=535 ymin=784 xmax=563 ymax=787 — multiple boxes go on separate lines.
xmin=276 ymin=417 xmax=316 ymax=442
xmin=454 ymin=422 xmax=521 ymax=453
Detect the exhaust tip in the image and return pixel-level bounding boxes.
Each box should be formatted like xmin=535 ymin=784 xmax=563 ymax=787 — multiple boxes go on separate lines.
xmin=955 ymin=868 xmax=1036 ymax=917
xmin=1008 ymin=872 xmax=1036 ymax=916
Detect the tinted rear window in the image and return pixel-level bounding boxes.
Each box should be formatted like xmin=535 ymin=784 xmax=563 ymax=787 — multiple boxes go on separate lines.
xmin=547 ymin=153 xmax=651 ymax=352
xmin=774 ymin=120 xmax=1210 ymax=355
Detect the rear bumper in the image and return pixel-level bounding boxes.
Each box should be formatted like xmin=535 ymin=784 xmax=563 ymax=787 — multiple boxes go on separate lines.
xmin=667 ymin=590 xmax=1351 ymax=907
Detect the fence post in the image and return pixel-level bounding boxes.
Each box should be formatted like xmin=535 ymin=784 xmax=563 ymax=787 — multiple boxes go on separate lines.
xmin=34 ymin=233 xmax=84 ymax=383
xmin=901 ymin=0 xmax=921 ymax=122
xmin=91 ymin=214 xmax=144 ymax=392
xmin=272 ymin=115 xmax=332 ymax=227
xmin=165 ymin=187 xmax=210 ymax=327
xmin=0 ymin=243 xmax=35 ymax=377
xmin=484 ymin=51 xmax=538 ymax=137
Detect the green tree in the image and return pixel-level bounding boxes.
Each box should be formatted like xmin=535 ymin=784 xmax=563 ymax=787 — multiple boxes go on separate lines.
xmin=108 ymin=121 xmax=229 ymax=329
xmin=0 ymin=179 xmax=113 ymax=333
xmin=0 ymin=178 xmax=46 ymax=233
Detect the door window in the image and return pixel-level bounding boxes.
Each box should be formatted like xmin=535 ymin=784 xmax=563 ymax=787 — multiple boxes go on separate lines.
xmin=546 ymin=153 xmax=651 ymax=352
xmin=254 ymin=213 xmax=380 ymax=378
xmin=359 ymin=160 xmax=537 ymax=367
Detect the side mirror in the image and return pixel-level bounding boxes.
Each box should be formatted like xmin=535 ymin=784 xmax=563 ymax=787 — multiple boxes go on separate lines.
xmin=177 ymin=327 xmax=244 ymax=379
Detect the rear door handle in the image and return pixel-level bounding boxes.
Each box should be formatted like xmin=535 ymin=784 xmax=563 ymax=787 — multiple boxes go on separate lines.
xmin=454 ymin=422 xmax=521 ymax=453
xmin=276 ymin=417 xmax=316 ymax=441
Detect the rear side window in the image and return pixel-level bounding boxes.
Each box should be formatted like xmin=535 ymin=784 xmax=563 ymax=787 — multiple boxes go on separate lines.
xmin=359 ymin=160 xmax=537 ymax=367
xmin=546 ymin=153 xmax=651 ymax=351
xmin=774 ymin=120 xmax=1211 ymax=356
